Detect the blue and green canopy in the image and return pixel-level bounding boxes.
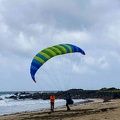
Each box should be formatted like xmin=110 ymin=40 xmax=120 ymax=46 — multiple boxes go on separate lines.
xmin=30 ymin=44 xmax=85 ymax=82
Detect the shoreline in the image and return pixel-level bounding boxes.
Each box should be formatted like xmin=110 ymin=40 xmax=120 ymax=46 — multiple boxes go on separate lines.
xmin=0 ymin=99 xmax=89 ymax=116
xmin=0 ymin=99 xmax=120 ymax=120
xmin=0 ymin=99 xmax=93 ymax=116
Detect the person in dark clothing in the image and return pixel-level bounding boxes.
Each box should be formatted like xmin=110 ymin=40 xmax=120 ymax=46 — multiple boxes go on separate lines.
xmin=65 ymin=92 xmax=74 ymax=111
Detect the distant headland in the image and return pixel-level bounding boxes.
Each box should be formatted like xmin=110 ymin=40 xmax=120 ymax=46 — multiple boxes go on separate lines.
xmin=5 ymin=87 xmax=120 ymax=100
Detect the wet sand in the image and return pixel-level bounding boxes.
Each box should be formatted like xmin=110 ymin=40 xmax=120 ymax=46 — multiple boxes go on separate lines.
xmin=0 ymin=99 xmax=120 ymax=120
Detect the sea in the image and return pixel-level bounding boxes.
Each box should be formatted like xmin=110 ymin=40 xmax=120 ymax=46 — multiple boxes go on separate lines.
xmin=0 ymin=91 xmax=86 ymax=116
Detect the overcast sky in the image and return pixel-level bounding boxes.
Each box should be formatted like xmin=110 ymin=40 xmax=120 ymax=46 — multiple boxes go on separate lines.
xmin=0 ymin=0 xmax=120 ymax=91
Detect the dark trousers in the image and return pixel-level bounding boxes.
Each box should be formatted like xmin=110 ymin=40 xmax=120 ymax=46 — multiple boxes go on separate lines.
xmin=66 ymin=101 xmax=70 ymax=110
xmin=50 ymin=102 xmax=54 ymax=111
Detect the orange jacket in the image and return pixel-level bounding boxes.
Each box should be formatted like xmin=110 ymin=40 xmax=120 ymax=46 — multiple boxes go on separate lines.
xmin=50 ymin=95 xmax=55 ymax=102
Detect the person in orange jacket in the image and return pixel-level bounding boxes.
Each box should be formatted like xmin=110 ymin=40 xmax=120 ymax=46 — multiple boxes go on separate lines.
xmin=50 ymin=95 xmax=55 ymax=111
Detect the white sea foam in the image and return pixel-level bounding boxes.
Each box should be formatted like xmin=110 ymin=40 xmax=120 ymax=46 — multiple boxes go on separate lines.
xmin=0 ymin=93 xmax=86 ymax=115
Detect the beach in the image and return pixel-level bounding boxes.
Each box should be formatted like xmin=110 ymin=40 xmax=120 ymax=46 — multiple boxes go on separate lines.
xmin=0 ymin=99 xmax=120 ymax=120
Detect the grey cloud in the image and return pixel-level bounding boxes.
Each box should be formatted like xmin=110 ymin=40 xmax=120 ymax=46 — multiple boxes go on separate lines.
xmin=0 ymin=0 xmax=120 ymax=90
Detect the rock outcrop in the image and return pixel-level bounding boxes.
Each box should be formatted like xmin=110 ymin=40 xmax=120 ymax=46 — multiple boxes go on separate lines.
xmin=6 ymin=87 xmax=120 ymax=100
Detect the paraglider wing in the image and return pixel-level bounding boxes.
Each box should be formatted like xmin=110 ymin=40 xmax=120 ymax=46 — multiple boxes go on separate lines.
xmin=30 ymin=44 xmax=85 ymax=82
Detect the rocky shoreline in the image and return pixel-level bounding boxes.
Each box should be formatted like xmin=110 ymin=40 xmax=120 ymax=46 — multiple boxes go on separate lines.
xmin=6 ymin=87 xmax=120 ymax=100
